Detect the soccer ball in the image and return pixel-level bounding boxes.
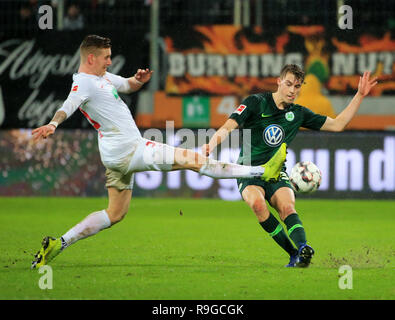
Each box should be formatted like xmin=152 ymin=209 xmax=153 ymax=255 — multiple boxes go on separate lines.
xmin=290 ymin=161 xmax=322 ymax=193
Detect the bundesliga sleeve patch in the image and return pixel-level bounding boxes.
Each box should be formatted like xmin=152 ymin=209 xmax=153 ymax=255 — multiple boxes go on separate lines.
xmin=72 ymin=85 xmax=78 ymax=92
xmin=234 ymin=104 xmax=247 ymax=115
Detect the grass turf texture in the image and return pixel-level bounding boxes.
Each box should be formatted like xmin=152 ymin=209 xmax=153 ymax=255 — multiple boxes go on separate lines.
xmin=0 ymin=197 xmax=394 ymax=300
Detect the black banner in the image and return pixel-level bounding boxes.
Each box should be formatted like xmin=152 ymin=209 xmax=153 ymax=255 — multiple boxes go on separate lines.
xmin=0 ymin=31 xmax=146 ymax=129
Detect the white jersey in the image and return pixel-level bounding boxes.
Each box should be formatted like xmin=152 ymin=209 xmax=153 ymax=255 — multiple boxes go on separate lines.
xmin=59 ymin=72 xmax=142 ymax=166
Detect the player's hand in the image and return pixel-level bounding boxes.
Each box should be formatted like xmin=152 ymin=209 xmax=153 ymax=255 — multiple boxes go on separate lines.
xmin=31 ymin=124 xmax=56 ymax=143
xmin=202 ymin=144 xmax=210 ymax=156
xmin=134 ymin=68 xmax=153 ymax=84
xmin=357 ymin=71 xmax=378 ymax=97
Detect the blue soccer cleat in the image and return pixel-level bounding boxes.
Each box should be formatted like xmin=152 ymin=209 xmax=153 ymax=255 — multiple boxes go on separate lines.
xmin=296 ymin=244 xmax=315 ymax=268
xmin=285 ymin=254 xmax=299 ymax=267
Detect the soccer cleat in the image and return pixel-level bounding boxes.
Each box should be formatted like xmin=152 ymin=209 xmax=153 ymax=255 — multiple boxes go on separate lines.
xmin=261 ymin=143 xmax=287 ymax=182
xmin=296 ymin=244 xmax=315 ymax=268
xmin=31 ymin=236 xmax=62 ymax=269
xmin=285 ymin=254 xmax=300 ymax=267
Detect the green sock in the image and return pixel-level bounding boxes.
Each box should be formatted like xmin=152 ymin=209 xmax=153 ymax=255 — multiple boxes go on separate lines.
xmin=260 ymin=213 xmax=298 ymax=256
xmin=284 ymin=213 xmax=306 ymax=249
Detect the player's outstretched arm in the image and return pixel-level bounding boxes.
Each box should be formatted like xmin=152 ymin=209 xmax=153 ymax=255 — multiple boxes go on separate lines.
xmin=321 ymin=71 xmax=378 ymax=132
xmin=128 ymin=68 xmax=154 ymax=92
xmin=202 ymin=119 xmax=238 ymax=156
xmin=31 ymin=111 xmax=67 ymax=142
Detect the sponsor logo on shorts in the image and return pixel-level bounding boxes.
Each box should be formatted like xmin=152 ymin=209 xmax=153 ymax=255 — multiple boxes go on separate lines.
xmin=72 ymin=85 xmax=78 ymax=92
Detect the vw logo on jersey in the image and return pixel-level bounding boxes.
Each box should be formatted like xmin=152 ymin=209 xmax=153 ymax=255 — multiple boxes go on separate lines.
xmin=263 ymin=124 xmax=284 ymax=147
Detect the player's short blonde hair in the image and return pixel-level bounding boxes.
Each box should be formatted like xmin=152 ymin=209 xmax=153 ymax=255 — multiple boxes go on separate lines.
xmin=79 ymin=35 xmax=111 ymax=62
xmin=279 ymin=64 xmax=305 ymax=83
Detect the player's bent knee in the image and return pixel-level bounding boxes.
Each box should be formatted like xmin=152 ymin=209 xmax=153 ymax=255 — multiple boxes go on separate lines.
xmin=250 ymin=199 xmax=269 ymax=220
xmin=251 ymin=199 xmax=265 ymax=214
xmin=107 ymin=187 xmax=131 ymax=224
xmin=107 ymin=209 xmax=128 ymax=224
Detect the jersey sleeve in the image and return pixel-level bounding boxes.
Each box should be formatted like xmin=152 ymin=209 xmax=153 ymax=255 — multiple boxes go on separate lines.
xmin=229 ymin=95 xmax=259 ymax=126
xmin=58 ymin=79 xmax=91 ymax=118
xmin=105 ymin=72 xmax=131 ymax=93
xmin=300 ymin=106 xmax=327 ymax=130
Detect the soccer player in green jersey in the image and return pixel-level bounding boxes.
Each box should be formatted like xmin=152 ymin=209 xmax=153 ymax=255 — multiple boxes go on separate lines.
xmin=202 ymin=64 xmax=378 ymax=267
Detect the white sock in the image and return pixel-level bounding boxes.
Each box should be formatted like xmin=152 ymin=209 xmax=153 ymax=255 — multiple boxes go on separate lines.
xmin=199 ymin=159 xmax=264 ymax=179
xmin=61 ymin=210 xmax=111 ymax=249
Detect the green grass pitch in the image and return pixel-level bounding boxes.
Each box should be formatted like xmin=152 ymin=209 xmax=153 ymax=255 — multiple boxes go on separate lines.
xmin=0 ymin=197 xmax=394 ymax=300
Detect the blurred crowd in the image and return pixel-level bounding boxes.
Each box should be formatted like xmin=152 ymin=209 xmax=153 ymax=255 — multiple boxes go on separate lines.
xmin=0 ymin=0 xmax=150 ymax=38
xmin=0 ymin=0 xmax=393 ymax=39
xmin=0 ymin=129 xmax=105 ymax=196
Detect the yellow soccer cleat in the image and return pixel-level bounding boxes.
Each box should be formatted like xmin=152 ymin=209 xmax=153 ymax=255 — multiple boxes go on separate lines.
xmin=261 ymin=143 xmax=287 ymax=182
xmin=31 ymin=236 xmax=62 ymax=269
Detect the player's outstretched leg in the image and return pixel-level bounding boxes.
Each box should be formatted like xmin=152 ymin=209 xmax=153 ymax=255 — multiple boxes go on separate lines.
xmin=174 ymin=148 xmax=263 ymax=179
xmin=260 ymin=143 xmax=287 ymax=182
xmin=31 ymin=236 xmax=62 ymax=269
xmin=173 ymin=143 xmax=286 ymax=181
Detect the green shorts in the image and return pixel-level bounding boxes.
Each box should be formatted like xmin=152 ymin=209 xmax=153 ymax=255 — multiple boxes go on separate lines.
xmin=237 ymin=172 xmax=293 ymax=205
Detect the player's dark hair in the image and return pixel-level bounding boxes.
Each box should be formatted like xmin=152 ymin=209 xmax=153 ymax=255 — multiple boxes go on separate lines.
xmin=79 ymin=35 xmax=111 ymax=62
xmin=279 ymin=64 xmax=305 ymax=82
xmin=80 ymin=35 xmax=111 ymax=51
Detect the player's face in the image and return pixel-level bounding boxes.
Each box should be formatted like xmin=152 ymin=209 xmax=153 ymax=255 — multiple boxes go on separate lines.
xmin=277 ymin=73 xmax=302 ymax=104
xmin=94 ymin=48 xmax=112 ymax=76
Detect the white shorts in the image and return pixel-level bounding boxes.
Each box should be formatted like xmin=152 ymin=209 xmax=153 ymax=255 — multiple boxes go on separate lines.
xmin=103 ymin=138 xmax=175 ymax=191
xmin=127 ymin=138 xmax=175 ymax=173
xmin=103 ymin=136 xmax=174 ymax=172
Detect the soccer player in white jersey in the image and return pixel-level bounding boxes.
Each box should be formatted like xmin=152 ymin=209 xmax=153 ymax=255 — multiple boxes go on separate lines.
xmin=30 ymin=35 xmax=287 ymax=268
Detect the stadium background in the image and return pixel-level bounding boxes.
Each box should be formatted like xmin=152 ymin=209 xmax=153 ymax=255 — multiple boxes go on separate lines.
xmin=0 ymin=0 xmax=394 ymax=200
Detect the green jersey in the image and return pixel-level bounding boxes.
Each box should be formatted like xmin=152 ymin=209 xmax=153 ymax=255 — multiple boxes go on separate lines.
xmin=229 ymin=92 xmax=327 ymax=166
